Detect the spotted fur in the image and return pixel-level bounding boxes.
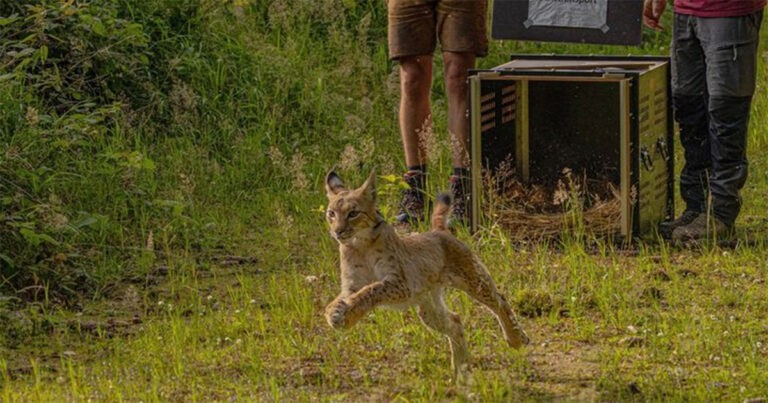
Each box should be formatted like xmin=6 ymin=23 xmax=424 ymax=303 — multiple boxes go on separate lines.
xmin=323 ymin=170 xmax=529 ymax=383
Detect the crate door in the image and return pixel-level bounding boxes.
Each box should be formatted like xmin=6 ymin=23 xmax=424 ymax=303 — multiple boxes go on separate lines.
xmin=636 ymin=66 xmax=673 ymax=236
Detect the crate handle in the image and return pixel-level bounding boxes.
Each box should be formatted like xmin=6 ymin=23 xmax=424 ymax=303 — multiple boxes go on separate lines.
xmin=641 ymin=146 xmax=654 ymax=171
xmin=656 ymin=138 xmax=669 ymax=161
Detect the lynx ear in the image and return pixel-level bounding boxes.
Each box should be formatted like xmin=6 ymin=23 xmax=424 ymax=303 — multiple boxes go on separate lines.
xmin=325 ymin=170 xmax=346 ymax=197
xmin=359 ymin=169 xmax=376 ymax=201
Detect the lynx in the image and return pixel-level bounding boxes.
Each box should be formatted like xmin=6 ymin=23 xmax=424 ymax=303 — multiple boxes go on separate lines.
xmin=323 ymin=170 xmax=529 ymax=383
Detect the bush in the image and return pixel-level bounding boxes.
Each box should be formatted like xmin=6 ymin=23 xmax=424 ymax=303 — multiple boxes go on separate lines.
xmin=1 ymin=0 xmax=391 ymax=303
xmin=0 ymin=1 xmax=196 ymax=302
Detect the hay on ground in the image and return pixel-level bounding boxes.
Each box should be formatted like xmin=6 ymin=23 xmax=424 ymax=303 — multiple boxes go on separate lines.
xmin=486 ymin=167 xmax=622 ymax=240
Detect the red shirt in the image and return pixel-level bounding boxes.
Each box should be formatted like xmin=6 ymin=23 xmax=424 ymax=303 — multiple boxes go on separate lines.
xmin=674 ymin=0 xmax=766 ymax=17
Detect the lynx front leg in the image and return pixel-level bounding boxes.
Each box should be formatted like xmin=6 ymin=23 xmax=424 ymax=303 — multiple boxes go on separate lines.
xmin=418 ymin=290 xmax=470 ymax=385
xmin=325 ymin=278 xmax=410 ymax=330
xmin=324 ymin=295 xmax=349 ymax=329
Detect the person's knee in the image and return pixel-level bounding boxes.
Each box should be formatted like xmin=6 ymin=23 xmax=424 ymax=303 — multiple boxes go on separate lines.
xmin=443 ymin=56 xmax=472 ymax=94
xmin=399 ymin=59 xmax=431 ymax=97
xmin=444 ymin=71 xmax=467 ymax=95
xmin=673 ymin=94 xmax=707 ymax=127
xmin=708 ymin=95 xmax=752 ymax=123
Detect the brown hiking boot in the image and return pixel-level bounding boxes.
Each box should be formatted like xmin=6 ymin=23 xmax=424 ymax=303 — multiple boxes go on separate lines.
xmin=671 ymin=213 xmax=733 ymax=242
xmin=395 ymin=170 xmax=426 ymax=224
xmin=658 ymin=210 xmax=700 ymax=239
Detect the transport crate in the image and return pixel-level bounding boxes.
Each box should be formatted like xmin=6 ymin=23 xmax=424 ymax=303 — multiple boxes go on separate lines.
xmin=468 ymin=55 xmax=673 ymax=239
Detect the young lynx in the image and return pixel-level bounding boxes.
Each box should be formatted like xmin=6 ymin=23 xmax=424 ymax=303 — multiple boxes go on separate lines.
xmin=323 ymin=170 xmax=529 ymax=383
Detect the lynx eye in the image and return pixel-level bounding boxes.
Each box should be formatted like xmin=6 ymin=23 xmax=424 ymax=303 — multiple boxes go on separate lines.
xmin=348 ymin=210 xmax=360 ymax=219
xmin=326 ymin=210 xmax=336 ymax=219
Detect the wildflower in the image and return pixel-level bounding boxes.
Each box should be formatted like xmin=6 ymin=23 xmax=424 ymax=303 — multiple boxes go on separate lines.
xmin=290 ymin=153 xmax=309 ymax=191
xmin=339 ymin=144 xmax=360 ymax=171
xmin=25 ymin=106 xmax=39 ymax=125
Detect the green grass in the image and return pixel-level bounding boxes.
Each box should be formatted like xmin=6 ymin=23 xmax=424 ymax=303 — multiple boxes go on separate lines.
xmin=2 ymin=1 xmax=768 ymax=401
xmin=3 ymin=239 xmax=768 ymax=400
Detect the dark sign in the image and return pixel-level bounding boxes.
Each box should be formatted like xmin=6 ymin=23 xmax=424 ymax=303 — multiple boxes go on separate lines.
xmin=492 ymin=0 xmax=644 ymax=45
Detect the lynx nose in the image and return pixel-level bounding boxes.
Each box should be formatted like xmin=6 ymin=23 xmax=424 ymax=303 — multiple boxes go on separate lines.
xmin=333 ymin=228 xmax=349 ymax=240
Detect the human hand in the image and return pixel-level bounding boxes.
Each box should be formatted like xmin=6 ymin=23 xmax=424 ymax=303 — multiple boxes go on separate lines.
xmin=642 ymin=0 xmax=666 ymax=31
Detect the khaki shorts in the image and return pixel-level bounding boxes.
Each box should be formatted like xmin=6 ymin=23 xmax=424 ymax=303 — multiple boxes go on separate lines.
xmin=387 ymin=0 xmax=489 ymax=60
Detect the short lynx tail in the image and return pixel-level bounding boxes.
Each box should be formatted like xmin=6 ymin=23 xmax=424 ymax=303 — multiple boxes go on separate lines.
xmin=431 ymin=192 xmax=452 ymax=232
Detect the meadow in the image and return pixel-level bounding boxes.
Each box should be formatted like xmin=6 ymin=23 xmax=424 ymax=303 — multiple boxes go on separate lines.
xmin=1 ymin=1 xmax=767 ymax=401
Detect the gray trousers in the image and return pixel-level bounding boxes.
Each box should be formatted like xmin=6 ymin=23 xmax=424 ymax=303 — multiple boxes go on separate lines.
xmin=671 ymin=10 xmax=763 ymax=226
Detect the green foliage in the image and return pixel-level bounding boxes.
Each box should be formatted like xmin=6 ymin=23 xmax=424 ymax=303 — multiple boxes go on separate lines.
xmin=0 ymin=0 xmax=393 ymax=302
xmin=1 ymin=1 xmax=150 ymax=112
xmin=0 ymin=1 xmax=222 ymax=300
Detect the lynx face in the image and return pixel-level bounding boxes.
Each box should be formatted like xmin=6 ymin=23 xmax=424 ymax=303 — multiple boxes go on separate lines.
xmin=325 ymin=170 xmax=379 ymax=244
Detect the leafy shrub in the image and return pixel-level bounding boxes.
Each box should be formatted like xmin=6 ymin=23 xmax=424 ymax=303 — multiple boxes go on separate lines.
xmin=0 ymin=1 xmax=191 ymax=302
xmin=1 ymin=1 xmax=151 ymax=113
xmin=0 ymin=0 xmax=391 ymax=304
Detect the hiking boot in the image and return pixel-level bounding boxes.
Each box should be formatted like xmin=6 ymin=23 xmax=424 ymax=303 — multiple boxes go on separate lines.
xmin=671 ymin=213 xmax=733 ymax=242
xmin=658 ymin=210 xmax=700 ymax=239
xmin=449 ymin=174 xmax=470 ymax=226
xmin=395 ymin=170 xmax=426 ymax=224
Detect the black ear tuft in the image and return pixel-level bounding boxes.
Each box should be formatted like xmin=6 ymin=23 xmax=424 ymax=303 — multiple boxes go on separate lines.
xmin=325 ymin=170 xmax=346 ymax=196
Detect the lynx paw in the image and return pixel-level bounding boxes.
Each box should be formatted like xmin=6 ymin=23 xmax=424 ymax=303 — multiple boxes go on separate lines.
xmin=507 ymin=327 xmax=531 ymax=349
xmin=325 ymin=299 xmax=349 ymax=329
xmin=520 ymin=329 xmax=531 ymax=346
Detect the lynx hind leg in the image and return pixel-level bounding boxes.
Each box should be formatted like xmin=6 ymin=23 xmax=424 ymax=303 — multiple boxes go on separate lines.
xmin=456 ymin=259 xmax=530 ymax=349
xmin=418 ymin=290 xmax=470 ymax=384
